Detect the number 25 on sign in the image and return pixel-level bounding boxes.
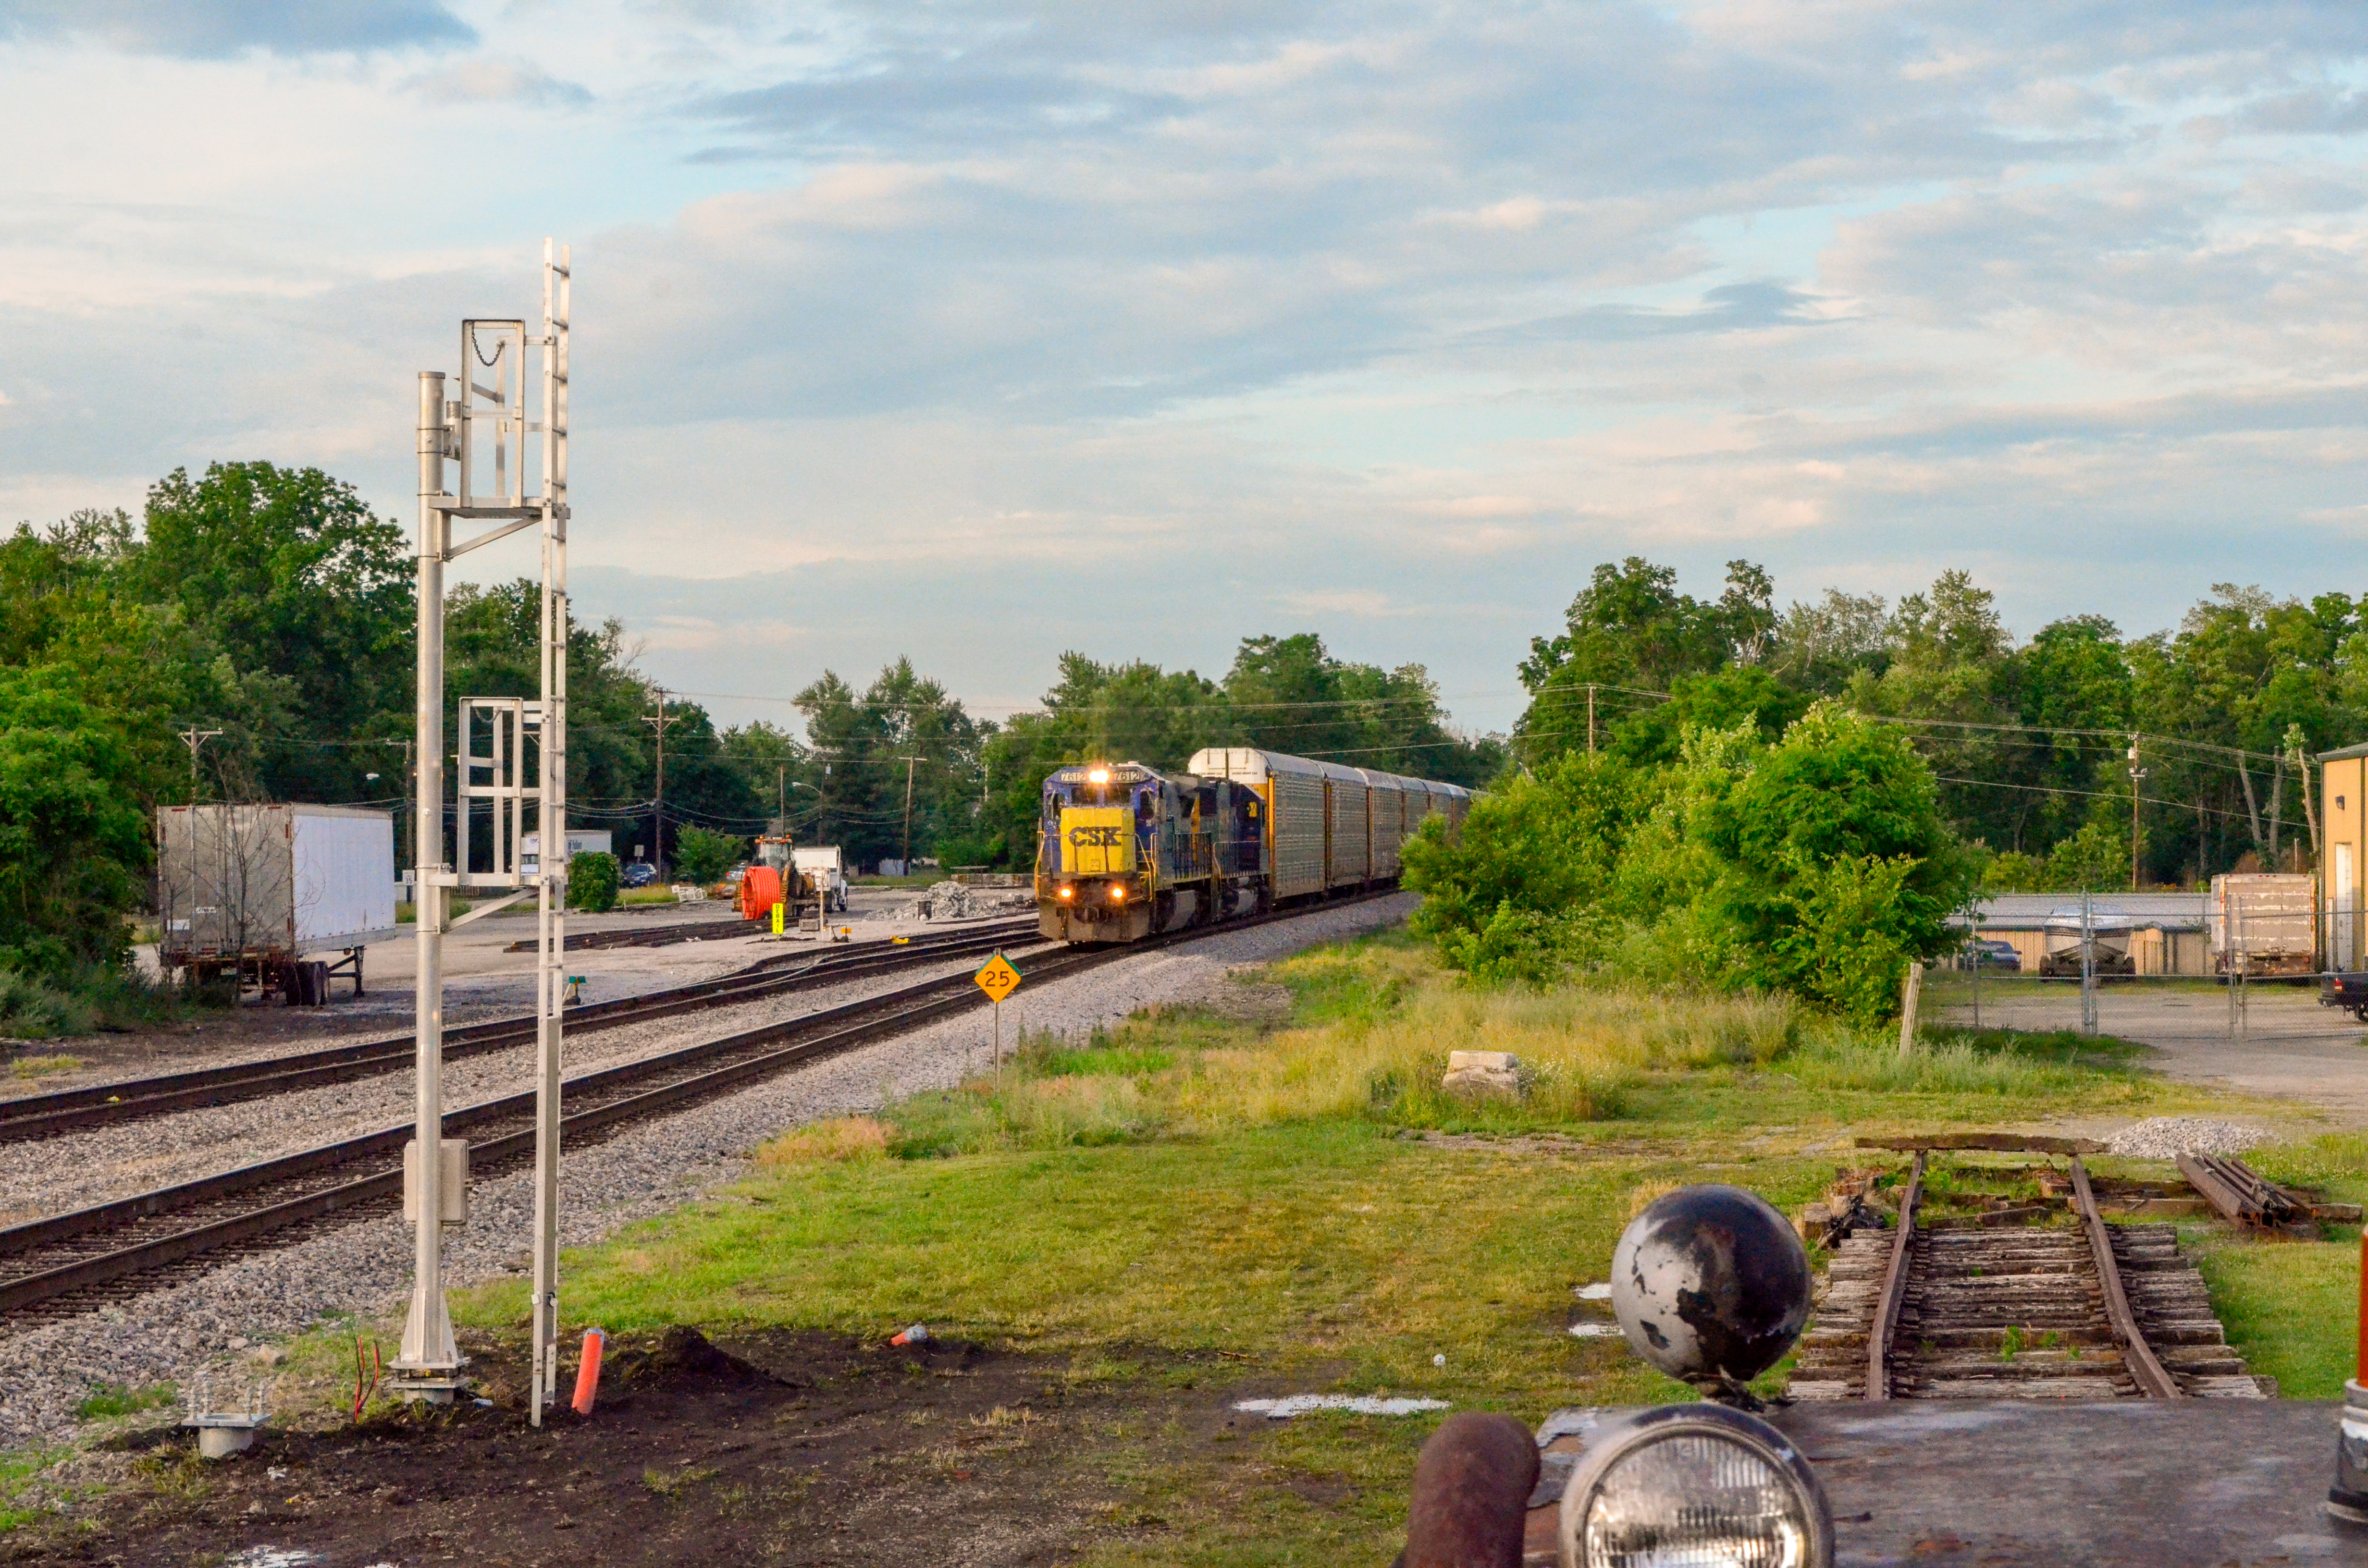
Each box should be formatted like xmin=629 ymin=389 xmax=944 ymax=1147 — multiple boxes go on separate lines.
xmin=974 ymin=953 xmax=1022 ymax=1063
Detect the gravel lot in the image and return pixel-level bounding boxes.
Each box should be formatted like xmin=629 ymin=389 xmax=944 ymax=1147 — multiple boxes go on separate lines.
xmin=0 ymin=895 xmax=1413 ymax=1448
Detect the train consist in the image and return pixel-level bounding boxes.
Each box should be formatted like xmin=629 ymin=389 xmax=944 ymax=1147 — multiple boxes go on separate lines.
xmin=1035 ymin=746 xmax=1474 ymax=943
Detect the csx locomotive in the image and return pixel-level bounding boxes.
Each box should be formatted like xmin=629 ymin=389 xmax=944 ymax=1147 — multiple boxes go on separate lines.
xmin=1035 ymin=747 xmax=1474 ymax=943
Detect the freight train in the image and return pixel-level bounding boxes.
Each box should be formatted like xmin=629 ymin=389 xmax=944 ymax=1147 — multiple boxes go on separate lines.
xmin=1035 ymin=747 xmax=1474 ymax=943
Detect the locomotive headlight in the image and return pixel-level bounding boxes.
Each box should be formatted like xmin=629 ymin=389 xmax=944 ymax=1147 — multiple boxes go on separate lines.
xmin=1087 ymin=767 xmax=1110 ymax=784
xmin=1109 ymin=885 xmax=1126 ymax=902
xmin=1558 ymin=1404 xmax=1830 ymax=1568
xmin=1057 ymin=886 xmax=1075 ymax=901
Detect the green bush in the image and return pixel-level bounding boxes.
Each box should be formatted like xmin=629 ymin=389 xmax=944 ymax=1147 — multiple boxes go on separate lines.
xmin=568 ymin=851 xmax=620 ymax=914
xmin=672 ymin=827 xmax=745 ymax=885
xmin=1405 ymin=701 xmax=1976 ymax=1023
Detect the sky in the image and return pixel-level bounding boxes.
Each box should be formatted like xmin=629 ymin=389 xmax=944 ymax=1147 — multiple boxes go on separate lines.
xmin=7 ymin=1 xmax=2368 ymax=738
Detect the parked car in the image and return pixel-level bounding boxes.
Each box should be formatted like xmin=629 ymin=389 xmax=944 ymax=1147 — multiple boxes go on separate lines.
xmin=1967 ymin=937 xmax=2020 ymax=971
xmin=620 ymin=861 xmax=658 ymax=889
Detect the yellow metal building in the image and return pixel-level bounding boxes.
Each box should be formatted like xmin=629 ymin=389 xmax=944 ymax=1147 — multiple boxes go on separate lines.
xmin=2321 ymin=744 xmax=2368 ymax=970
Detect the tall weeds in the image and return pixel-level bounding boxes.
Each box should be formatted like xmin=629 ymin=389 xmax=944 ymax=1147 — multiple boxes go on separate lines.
xmin=811 ymin=935 xmax=2147 ymax=1162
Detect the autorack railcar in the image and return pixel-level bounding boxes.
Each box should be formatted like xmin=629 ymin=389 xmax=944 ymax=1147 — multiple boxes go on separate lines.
xmin=1034 ymin=747 xmax=1473 ymax=944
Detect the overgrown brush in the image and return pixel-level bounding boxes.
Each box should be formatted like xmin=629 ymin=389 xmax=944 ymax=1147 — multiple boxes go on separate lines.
xmin=0 ymin=961 xmax=224 ymax=1040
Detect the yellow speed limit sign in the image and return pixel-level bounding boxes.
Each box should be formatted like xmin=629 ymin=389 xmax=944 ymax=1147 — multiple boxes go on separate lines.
xmin=974 ymin=953 xmax=1022 ymax=1003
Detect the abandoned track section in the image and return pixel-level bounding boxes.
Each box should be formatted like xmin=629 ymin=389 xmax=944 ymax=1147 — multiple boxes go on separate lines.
xmin=0 ymin=891 xmax=1403 ymax=1328
xmin=0 ymin=919 xmax=1038 ymax=1144
xmin=1795 ymin=1155 xmax=2266 ymax=1400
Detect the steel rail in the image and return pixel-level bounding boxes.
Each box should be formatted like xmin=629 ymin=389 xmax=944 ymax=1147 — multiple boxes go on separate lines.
xmin=1862 ymin=1149 xmax=1925 ymax=1402
xmin=0 ymin=944 xmax=1101 ymax=1321
xmin=2069 ymin=1156 xmax=2184 ymax=1399
xmin=0 ymin=888 xmax=1403 ymax=1323
xmin=503 ymin=912 xmax=771 ymax=953
xmin=0 ymin=919 xmax=1038 ymax=1142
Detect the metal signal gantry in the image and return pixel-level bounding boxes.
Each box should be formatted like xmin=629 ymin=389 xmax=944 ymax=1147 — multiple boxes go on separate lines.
xmin=398 ymin=240 xmax=572 ymax=1425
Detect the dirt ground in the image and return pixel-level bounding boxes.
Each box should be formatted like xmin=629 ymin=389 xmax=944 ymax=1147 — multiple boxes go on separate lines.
xmin=1 ymin=1327 xmax=1267 ymax=1568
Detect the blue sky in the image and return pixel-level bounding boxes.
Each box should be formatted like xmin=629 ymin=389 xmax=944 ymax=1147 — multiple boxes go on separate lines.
xmin=7 ymin=1 xmax=2368 ymax=736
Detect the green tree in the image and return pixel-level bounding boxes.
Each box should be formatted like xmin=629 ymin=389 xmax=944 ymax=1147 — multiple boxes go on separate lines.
xmin=1403 ymin=752 xmax=1650 ymax=980
xmin=1517 ymin=558 xmax=1773 ymax=762
xmin=0 ymin=671 xmax=149 ymax=976
xmin=1840 ymin=570 xmax=2021 ymax=854
xmin=131 ymin=463 xmax=413 ymax=805
xmin=672 ymin=827 xmax=746 ymax=884
xmin=796 ymin=661 xmax=982 ymax=868
xmin=1226 ymin=634 xmax=1499 ymax=784
xmin=1701 ymin=703 xmax=1978 ymax=1020
xmin=1607 ymin=665 xmax=1809 ymax=769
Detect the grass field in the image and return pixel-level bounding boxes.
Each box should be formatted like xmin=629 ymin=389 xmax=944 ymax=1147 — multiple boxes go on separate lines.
xmin=11 ymin=927 xmax=2348 ymax=1557
xmin=421 ymin=928 xmax=2333 ymax=1563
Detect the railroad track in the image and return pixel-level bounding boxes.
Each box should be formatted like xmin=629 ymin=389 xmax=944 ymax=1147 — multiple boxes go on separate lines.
xmin=501 ymin=911 xmax=777 ymax=953
xmin=1791 ymin=1153 xmax=2269 ymax=1400
xmin=0 ymin=918 xmax=1040 ymax=1144
xmin=0 ymin=890 xmax=1402 ymax=1329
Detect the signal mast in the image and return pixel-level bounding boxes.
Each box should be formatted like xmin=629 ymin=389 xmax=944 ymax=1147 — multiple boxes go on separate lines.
xmin=396 ymin=241 xmax=573 ymax=1425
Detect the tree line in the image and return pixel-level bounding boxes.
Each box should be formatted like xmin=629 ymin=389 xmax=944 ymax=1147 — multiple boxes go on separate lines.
xmin=1514 ymin=557 xmax=2346 ymax=891
xmin=0 ymin=462 xmax=1499 ymax=979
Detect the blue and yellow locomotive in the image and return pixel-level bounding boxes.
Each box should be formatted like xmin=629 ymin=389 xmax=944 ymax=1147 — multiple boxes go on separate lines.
xmin=1036 ymin=747 xmax=1474 ymax=944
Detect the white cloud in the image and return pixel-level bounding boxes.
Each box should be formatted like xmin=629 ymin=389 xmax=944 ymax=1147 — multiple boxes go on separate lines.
xmin=11 ymin=1 xmax=2368 ymax=734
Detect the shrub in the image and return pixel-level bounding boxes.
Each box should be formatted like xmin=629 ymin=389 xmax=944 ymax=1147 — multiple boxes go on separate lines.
xmin=672 ymin=827 xmax=745 ymax=885
xmin=569 ymin=851 xmax=620 ymax=914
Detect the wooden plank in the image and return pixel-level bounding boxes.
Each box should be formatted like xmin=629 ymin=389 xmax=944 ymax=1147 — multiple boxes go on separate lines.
xmin=1856 ymin=1133 xmax=2107 ymax=1155
xmin=1864 ymin=1150 xmax=1925 ymax=1403
xmin=2070 ymin=1157 xmax=2183 ymax=1400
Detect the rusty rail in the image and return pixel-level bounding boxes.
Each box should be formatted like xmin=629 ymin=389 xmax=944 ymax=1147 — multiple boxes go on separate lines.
xmin=2069 ymin=1157 xmax=2183 ymax=1400
xmin=1863 ymin=1150 xmax=1925 ymax=1402
xmin=2175 ymin=1151 xmax=2312 ymax=1232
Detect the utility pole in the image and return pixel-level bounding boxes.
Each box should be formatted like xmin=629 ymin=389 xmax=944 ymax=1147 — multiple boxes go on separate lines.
xmin=177 ymin=727 xmax=222 ymax=803
xmin=2127 ymin=736 xmax=2147 ymax=893
xmin=385 ymin=738 xmax=415 ymax=881
xmin=643 ymin=689 xmax=675 ymax=878
xmin=1587 ymin=685 xmax=1596 ymax=754
xmin=900 ymin=755 xmax=920 ymax=873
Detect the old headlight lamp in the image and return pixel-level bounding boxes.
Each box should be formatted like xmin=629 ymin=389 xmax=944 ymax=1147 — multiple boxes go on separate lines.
xmin=1559 ymin=1404 xmax=1831 ymax=1568
xmin=1087 ymin=767 xmax=1110 ymax=784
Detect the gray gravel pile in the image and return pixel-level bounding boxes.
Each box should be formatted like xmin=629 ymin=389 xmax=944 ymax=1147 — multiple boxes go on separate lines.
xmin=0 ymin=894 xmax=1416 ymax=1447
xmin=2105 ymin=1116 xmax=2270 ymax=1159
xmin=918 ymin=882 xmax=1034 ymax=921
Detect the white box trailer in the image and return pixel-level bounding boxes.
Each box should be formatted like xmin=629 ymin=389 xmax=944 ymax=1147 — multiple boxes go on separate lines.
xmin=2208 ymin=873 xmax=2318 ymax=977
xmin=157 ymin=804 xmax=399 ymax=1003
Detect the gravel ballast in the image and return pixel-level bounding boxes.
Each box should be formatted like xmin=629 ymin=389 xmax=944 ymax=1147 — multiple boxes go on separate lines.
xmin=2104 ymin=1116 xmax=2271 ymax=1159
xmin=0 ymin=895 xmax=1414 ymax=1448
xmin=2 ymin=950 xmax=1042 ymax=1226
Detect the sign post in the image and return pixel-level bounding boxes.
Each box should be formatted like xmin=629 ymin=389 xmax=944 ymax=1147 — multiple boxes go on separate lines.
xmin=770 ymin=900 xmax=785 ymax=937
xmin=974 ymin=952 xmax=1022 ymax=1064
